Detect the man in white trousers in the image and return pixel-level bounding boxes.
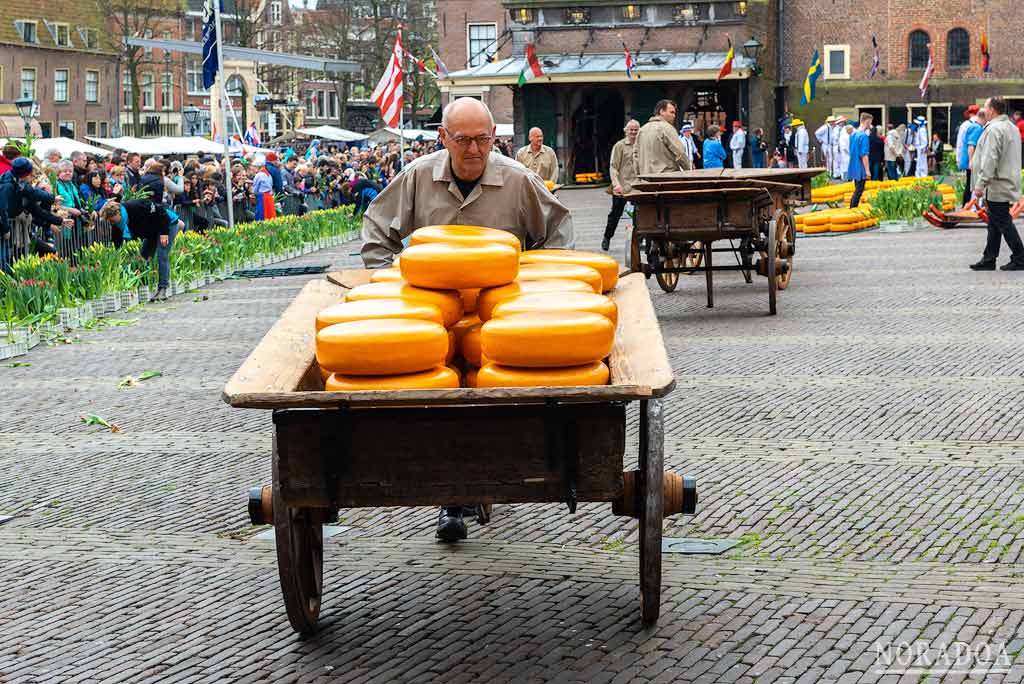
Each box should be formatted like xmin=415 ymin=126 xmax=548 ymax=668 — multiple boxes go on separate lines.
xmin=914 ymin=116 xmax=930 ymax=177
xmin=815 ymin=116 xmax=836 ymax=174
xmin=729 ymin=120 xmax=747 ymax=168
xmin=792 ymin=119 xmax=810 ymax=168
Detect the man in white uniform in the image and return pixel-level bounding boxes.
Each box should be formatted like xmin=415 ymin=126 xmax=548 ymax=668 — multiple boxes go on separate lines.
xmin=729 ymin=120 xmax=747 ymax=169
xmin=838 ymin=123 xmax=852 ymax=181
xmin=679 ymin=122 xmax=700 ymax=168
xmin=914 ymin=116 xmax=930 ymax=177
xmin=815 ymin=116 xmax=835 ymax=173
xmin=830 ymin=116 xmax=845 ymax=178
xmin=792 ymin=118 xmax=810 ymax=168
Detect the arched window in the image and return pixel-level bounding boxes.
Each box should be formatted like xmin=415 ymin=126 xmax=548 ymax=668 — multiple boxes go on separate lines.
xmin=225 ymin=74 xmax=245 ymax=97
xmin=948 ymin=28 xmax=970 ymax=68
xmin=909 ymin=30 xmax=930 ymax=69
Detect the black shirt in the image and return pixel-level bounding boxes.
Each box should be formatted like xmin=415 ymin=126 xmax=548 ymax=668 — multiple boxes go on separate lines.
xmin=453 ymin=171 xmax=480 ymax=200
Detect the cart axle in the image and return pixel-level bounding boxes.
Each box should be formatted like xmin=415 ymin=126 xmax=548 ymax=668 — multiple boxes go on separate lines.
xmin=612 ymin=471 xmax=697 ymax=518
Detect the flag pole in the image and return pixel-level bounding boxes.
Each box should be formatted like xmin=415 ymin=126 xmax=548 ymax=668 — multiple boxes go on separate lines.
xmin=213 ymin=0 xmax=234 ymax=229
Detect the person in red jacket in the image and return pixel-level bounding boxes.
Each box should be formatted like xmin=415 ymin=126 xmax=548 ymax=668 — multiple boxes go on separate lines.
xmin=0 ymin=144 xmax=19 ymax=176
xmin=1014 ymin=112 xmax=1024 ymax=168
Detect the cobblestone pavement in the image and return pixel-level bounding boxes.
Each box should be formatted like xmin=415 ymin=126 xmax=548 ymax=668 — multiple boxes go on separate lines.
xmin=2 ymin=189 xmax=1024 ymax=683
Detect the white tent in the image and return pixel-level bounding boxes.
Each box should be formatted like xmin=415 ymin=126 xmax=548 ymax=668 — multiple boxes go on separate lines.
xmin=0 ymin=136 xmax=110 ymax=159
xmin=494 ymin=123 xmax=514 ymax=138
xmin=295 ymin=125 xmax=368 ymax=143
xmin=367 ymin=127 xmax=439 ymax=145
xmin=85 ymin=135 xmax=261 ymax=156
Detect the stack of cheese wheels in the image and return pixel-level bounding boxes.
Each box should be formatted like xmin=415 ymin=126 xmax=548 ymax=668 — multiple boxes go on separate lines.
xmin=519 ymin=249 xmax=620 ymax=293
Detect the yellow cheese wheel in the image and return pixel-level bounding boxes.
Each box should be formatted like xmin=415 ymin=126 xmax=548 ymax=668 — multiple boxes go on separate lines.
xmin=451 ymin=314 xmax=481 ymax=348
xmin=369 ymin=268 xmax=405 ymax=283
xmin=400 ymin=242 xmax=519 ymax=290
xmin=461 ymin=323 xmax=483 ymax=366
xmin=316 ymin=318 xmax=448 ymax=375
xmin=460 ymin=288 xmax=480 ymax=313
xmin=481 ymin=311 xmax=615 ymax=368
xmin=520 ymin=249 xmax=620 ymax=292
xmin=490 ymin=291 xmax=618 ymax=326
xmin=464 ymin=366 xmax=479 ymax=388
xmin=476 ymin=361 xmax=610 ymax=388
xmin=345 ymin=282 xmax=464 ymax=327
xmin=410 ymin=224 xmax=521 ymax=253
xmin=446 ymin=329 xmax=456 ymax=364
xmin=325 ymin=365 xmax=460 ymax=391
xmin=315 ymin=299 xmax=443 ymax=332
xmin=477 ymin=278 xmax=593 ymax=321
xmin=516 ymin=262 xmax=603 ymax=293
xmin=804 ymin=214 xmax=830 ymax=226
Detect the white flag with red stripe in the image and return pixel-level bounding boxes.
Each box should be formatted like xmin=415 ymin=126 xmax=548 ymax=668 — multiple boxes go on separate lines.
xmin=918 ymin=44 xmax=935 ymax=97
xmin=372 ymin=31 xmax=404 ymax=127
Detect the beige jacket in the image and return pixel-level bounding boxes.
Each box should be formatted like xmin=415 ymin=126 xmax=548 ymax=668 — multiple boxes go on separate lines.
xmin=636 ymin=116 xmax=692 ymax=175
xmin=361 ymin=149 xmax=574 ymax=268
xmin=608 ymin=138 xmax=639 ymax=195
xmin=515 ymin=144 xmax=559 ymax=183
xmin=973 ymin=115 xmax=1022 ymax=203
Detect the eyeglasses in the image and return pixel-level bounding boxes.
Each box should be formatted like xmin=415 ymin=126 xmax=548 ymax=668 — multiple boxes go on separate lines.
xmin=448 ymin=134 xmax=494 ymax=149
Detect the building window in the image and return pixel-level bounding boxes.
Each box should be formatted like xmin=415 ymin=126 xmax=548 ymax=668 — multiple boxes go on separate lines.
xmin=226 ymin=74 xmax=244 ymax=97
xmin=328 ymin=90 xmax=338 ymax=119
xmin=161 ymin=72 xmax=173 ymax=110
xmin=467 ymin=23 xmax=497 ymax=67
xmin=824 ymin=44 xmax=850 ymax=80
xmin=54 ymin=69 xmax=69 ymax=102
xmin=305 ymin=92 xmax=314 ymax=117
xmin=909 ymin=30 xmax=930 ymax=69
xmin=86 ymin=70 xmax=99 ymax=103
xmin=186 ymin=59 xmax=207 ymax=94
xmin=99 ymin=121 xmax=109 ymax=137
xmin=0 ymin=67 xmax=4 ymax=102
xmin=142 ymin=72 xmax=154 ymax=109
xmin=947 ymin=29 xmax=969 ymax=68
xmin=39 ymin=122 xmax=53 ymax=137
xmin=52 ymin=23 xmax=71 ymax=47
xmin=20 ymin=68 xmax=36 ymax=100
xmin=87 ymin=121 xmax=97 ymax=136
xmin=143 ymin=30 xmax=153 ymax=56
xmin=60 ymin=120 xmax=75 ymax=137
xmin=78 ymin=27 xmax=98 ymax=49
xmin=564 ymin=7 xmax=591 ymax=24
xmin=271 ymin=1 xmax=282 ymax=25
xmin=16 ymin=20 xmax=38 ymax=43
xmin=123 ymin=72 xmax=132 ymax=107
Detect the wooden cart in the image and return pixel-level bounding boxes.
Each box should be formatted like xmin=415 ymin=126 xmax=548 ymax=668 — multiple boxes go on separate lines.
xmin=223 ymin=270 xmax=695 ymax=635
xmin=626 ymin=168 xmax=824 ymax=315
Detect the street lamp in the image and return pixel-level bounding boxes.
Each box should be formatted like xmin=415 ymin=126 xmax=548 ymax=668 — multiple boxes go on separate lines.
xmin=15 ymin=97 xmax=35 ymax=137
xmin=183 ymin=106 xmax=200 ymax=136
xmin=741 ymin=36 xmax=764 ymax=75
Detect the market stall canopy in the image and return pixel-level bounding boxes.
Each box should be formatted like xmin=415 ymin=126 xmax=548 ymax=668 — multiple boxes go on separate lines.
xmin=0 ymin=136 xmax=110 ymax=158
xmin=495 ymin=124 xmax=514 ymax=138
xmin=367 ymin=127 xmax=439 ymax=145
xmin=295 ymin=126 xmax=369 ymax=143
xmin=440 ymin=51 xmax=755 ymax=87
xmin=86 ymin=135 xmax=261 ymax=156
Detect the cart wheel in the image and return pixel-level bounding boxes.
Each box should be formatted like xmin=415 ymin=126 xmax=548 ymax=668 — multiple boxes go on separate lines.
xmin=624 ymin=225 xmax=641 ymax=273
xmin=638 ymin=400 xmax=664 ymax=625
xmin=654 ymin=241 xmax=680 ymax=293
xmin=767 ymin=219 xmax=778 ymax=316
xmin=772 ymin=209 xmax=795 ymax=291
xmin=273 ymin=448 xmax=324 ymax=636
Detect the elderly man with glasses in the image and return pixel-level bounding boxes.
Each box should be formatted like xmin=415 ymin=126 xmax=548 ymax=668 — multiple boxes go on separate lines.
xmin=361 ymin=97 xmax=574 ymax=269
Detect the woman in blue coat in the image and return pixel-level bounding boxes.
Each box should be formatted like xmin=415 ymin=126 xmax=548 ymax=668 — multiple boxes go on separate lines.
xmin=702 ymin=125 xmax=727 ymax=169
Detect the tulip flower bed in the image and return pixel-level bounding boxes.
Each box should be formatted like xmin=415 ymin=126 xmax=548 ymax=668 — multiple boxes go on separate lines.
xmin=0 ymin=207 xmax=360 ymax=359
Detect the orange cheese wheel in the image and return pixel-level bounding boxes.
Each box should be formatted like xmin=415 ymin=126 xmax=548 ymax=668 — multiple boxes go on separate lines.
xmin=325 ymin=365 xmax=459 ymax=391
xmin=410 ymin=224 xmax=521 ymax=253
xmin=451 ymin=314 xmax=481 ymax=348
xmin=345 ymin=282 xmax=463 ymax=327
xmin=476 ymin=361 xmax=610 ymax=388
xmin=400 ymin=242 xmax=519 ymax=290
xmin=316 ymin=318 xmax=448 ymax=375
xmin=319 ymin=365 xmax=331 ymax=383
xmin=477 ymin=278 xmax=593 ymax=321
xmin=460 ymin=288 xmax=480 ymax=313
xmin=516 ymin=262 xmax=603 ymax=293
xmin=315 ymin=299 xmax=443 ymax=332
xmin=461 ymin=323 xmax=483 ymax=366
xmin=446 ymin=329 xmax=456 ymax=364
xmin=464 ymin=366 xmax=479 ymax=388
xmin=490 ymin=291 xmax=618 ymax=326
xmin=520 ymin=249 xmax=619 ymax=292
xmin=481 ymin=311 xmax=615 ymax=368
xmin=369 ymin=268 xmax=405 ymax=283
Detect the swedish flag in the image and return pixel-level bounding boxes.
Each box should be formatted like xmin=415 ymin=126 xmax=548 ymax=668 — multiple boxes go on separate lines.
xmin=801 ymin=50 xmax=823 ymax=107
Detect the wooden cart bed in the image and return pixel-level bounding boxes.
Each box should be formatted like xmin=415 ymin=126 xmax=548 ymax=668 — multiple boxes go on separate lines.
xmin=222 ymin=269 xmax=675 ymax=409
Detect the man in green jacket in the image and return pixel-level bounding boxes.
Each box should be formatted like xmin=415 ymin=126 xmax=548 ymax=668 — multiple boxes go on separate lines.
xmin=971 ymin=97 xmax=1024 ymax=271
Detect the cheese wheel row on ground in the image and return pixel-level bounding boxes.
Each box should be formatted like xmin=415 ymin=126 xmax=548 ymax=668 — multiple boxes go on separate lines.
xmin=325 ymin=365 xmax=459 ymax=391
xmin=317 ymin=318 xmax=448 ymax=375
xmin=481 ymin=311 xmax=615 ymax=368
xmin=400 ymin=242 xmax=519 ymax=290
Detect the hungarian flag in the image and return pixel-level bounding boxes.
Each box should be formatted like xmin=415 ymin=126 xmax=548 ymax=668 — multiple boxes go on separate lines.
xmin=918 ymin=44 xmax=935 ymax=97
xmin=517 ymin=44 xmax=543 ymax=86
xmin=717 ymin=38 xmax=734 ymax=82
xmin=981 ymin=32 xmax=991 ymax=73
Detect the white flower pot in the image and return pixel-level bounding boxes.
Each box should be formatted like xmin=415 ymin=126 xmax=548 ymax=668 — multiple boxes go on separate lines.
xmin=58 ymin=308 xmax=80 ymax=330
xmin=0 ymin=340 xmax=28 ymax=360
xmin=5 ymin=328 xmax=40 ymax=350
xmin=119 ymin=290 xmax=140 ymax=309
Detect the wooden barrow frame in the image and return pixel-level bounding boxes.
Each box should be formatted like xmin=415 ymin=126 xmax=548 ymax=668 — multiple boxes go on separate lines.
xmin=223 ymin=270 xmax=689 ymax=635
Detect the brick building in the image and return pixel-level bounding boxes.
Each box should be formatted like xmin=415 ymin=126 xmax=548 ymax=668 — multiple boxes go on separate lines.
xmin=0 ymin=0 xmax=119 ymax=139
xmin=437 ymin=0 xmax=774 ymax=181
xmin=781 ymin=0 xmax=1024 ymax=147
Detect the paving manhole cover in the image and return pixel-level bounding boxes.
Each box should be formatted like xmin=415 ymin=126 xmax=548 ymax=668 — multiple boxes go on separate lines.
xmin=662 ymin=538 xmax=739 ymax=555
xmin=253 ymin=525 xmax=351 ymax=542
xmin=232 ymin=265 xmax=329 ymax=279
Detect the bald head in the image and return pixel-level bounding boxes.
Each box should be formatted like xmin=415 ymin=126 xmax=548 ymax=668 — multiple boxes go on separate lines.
xmin=528 ymin=127 xmax=544 ymax=151
xmin=441 ymin=97 xmax=494 ymax=131
xmin=439 ymin=97 xmax=497 ymax=182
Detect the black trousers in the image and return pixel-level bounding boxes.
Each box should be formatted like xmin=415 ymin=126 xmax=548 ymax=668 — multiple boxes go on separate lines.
xmin=982 ymin=200 xmax=1024 ymax=264
xmin=849 ymin=179 xmax=867 ymax=208
xmin=604 ymin=195 xmax=628 ymax=239
xmin=961 ymin=169 xmax=973 ymax=207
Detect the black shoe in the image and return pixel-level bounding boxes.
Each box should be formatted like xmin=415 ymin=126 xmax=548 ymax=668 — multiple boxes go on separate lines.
xmin=149 ymin=287 xmax=168 ymax=302
xmin=1000 ymin=261 xmax=1024 ymax=271
xmin=436 ymin=506 xmax=467 ymax=542
xmin=601 ymin=237 xmax=611 ymax=251
xmin=970 ymin=261 xmax=996 ymax=271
